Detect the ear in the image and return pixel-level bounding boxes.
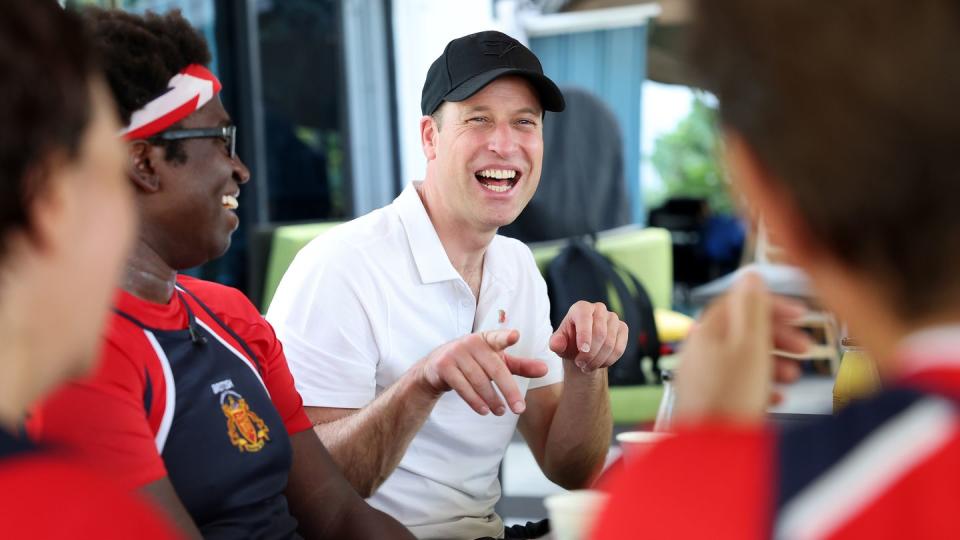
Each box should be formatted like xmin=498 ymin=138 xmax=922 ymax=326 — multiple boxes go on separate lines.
xmin=722 ymin=130 xmax=818 ymax=266
xmin=128 ymin=140 xmax=161 ymax=193
xmin=420 ymin=115 xmax=439 ymax=161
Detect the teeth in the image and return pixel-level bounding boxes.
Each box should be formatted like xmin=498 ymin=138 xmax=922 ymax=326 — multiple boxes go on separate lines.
xmin=477 ymin=169 xmax=517 ymax=180
xmin=222 ymin=194 xmax=239 ymax=210
xmin=480 ymin=183 xmax=511 ymax=193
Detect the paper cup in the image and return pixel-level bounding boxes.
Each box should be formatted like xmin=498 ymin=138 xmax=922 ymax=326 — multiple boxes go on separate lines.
xmin=544 ymin=489 xmax=609 ymax=540
xmin=616 ymin=431 xmax=672 ymax=466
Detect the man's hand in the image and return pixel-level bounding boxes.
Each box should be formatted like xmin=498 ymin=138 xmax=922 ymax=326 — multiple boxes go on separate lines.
xmin=675 ymin=273 xmax=810 ymax=425
xmin=416 ymin=329 xmax=548 ymax=416
xmin=549 ymin=301 xmax=629 ymax=373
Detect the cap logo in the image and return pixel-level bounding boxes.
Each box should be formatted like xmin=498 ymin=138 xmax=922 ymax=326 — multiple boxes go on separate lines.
xmin=481 ymin=40 xmax=518 ymax=58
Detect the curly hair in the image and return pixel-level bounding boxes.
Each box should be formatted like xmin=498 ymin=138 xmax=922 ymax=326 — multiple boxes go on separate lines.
xmin=82 ymin=7 xmax=212 ymax=164
xmin=0 ymin=0 xmax=97 ymax=259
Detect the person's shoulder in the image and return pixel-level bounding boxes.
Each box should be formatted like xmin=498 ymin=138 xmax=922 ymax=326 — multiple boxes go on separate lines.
xmin=0 ymin=453 xmax=179 ymax=538
xmin=297 ymin=206 xmax=403 ymax=270
xmin=774 ymin=387 xmax=960 ymax=538
xmin=178 ymin=275 xmax=252 ymax=305
xmin=98 ymin=307 xmax=156 ymax=372
xmin=492 ymin=234 xmax=542 ymax=277
xmin=777 ymin=386 xmax=956 ymax=502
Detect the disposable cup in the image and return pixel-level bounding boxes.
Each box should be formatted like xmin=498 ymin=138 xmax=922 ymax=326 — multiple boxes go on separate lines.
xmin=543 ymin=489 xmax=609 ymax=540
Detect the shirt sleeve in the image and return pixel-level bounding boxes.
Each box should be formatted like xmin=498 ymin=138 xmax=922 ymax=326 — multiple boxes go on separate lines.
xmin=266 ymin=238 xmax=382 ymax=409
xmin=591 ymin=424 xmax=774 ymax=539
xmin=526 ymin=248 xmax=564 ymax=390
xmin=26 ymin=339 xmax=167 ymax=490
xmin=248 ymin=317 xmax=314 ymax=435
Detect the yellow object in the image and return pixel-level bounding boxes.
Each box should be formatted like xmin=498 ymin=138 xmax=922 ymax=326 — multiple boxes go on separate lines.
xmin=833 ymin=346 xmax=881 ymax=413
xmin=654 ymin=308 xmax=694 ymax=343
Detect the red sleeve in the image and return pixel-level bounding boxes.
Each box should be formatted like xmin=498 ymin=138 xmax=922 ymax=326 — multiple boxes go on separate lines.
xmin=591 ymin=424 xmax=775 ymax=539
xmin=0 ymin=455 xmax=182 ymax=539
xmin=202 ymin=282 xmax=312 ymax=435
xmin=258 ymin=318 xmax=313 ymax=434
xmin=26 ymin=336 xmax=167 ymax=489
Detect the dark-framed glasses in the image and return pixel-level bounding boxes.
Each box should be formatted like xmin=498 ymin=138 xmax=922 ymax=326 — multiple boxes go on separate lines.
xmin=152 ymin=125 xmax=236 ymax=159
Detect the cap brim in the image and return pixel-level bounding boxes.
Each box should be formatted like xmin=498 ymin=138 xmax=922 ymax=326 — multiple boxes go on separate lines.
xmin=443 ymin=67 xmax=566 ymax=112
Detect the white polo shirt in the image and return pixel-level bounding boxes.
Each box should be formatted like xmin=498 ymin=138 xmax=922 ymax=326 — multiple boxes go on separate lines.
xmin=266 ymin=182 xmax=564 ymax=540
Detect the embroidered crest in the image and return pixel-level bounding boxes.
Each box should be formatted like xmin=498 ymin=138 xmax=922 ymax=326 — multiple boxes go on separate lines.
xmin=498 ymin=309 xmax=507 ymax=324
xmin=220 ymin=390 xmax=270 ymax=452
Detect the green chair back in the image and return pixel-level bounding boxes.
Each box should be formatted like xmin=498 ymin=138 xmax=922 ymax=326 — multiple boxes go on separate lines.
xmin=262 ymin=222 xmax=341 ymax=309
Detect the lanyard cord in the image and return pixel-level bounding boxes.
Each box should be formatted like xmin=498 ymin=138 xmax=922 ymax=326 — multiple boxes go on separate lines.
xmin=176 ymin=290 xmax=208 ymax=346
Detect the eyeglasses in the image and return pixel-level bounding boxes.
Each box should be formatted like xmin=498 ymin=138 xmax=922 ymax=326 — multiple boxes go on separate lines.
xmin=151 ymin=125 xmax=236 ymax=159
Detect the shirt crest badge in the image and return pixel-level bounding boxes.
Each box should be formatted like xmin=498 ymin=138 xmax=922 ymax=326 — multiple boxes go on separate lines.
xmin=220 ymin=390 xmax=270 ymax=452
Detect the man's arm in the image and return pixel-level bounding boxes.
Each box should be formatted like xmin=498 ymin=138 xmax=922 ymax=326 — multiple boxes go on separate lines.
xmin=518 ymin=301 xmax=627 ymax=489
xmin=306 ymin=329 xmax=548 ymax=497
xmin=285 ymin=429 xmax=414 ymax=539
xmin=518 ymin=370 xmax=612 ymax=489
xmin=304 ymin=368 xmax=442 ymax=498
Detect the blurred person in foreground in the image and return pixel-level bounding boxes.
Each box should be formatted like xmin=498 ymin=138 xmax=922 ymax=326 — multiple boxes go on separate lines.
xmin=268 ymin=31 xmax=628 ymax=539
xmin=26 ymin=8 xmax=412 ymax=540
xmin=595 ymin=0 xmax=960 ymax=538
xmin=0 ymin=0 xmax=178 ymax=537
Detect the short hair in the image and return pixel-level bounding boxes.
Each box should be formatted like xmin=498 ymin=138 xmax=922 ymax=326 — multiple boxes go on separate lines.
xmin=0 ymin=0 xmax=98 ymax=258
xmin=81 ymin=7 xmax=212 ymax=164
xmin=690 ymin=0 xmax=960 ymax=319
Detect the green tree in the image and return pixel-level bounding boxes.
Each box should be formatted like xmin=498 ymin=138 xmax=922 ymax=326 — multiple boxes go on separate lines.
xmin=649 ymin=95 xmax=732 ymax=214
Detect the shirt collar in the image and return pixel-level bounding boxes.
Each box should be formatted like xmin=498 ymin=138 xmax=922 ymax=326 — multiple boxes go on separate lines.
xmin=394 ymin=182 xmax=462 ymax=285
xmin=393 ymin=182 xmax=518 ymax=291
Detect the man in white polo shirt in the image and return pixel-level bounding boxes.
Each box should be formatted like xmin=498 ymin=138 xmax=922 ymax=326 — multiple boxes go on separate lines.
xmin=267 ymin=31 xmax=627 ymax=540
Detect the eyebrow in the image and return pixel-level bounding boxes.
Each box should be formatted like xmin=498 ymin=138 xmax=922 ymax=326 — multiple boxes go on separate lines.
xmin=461 ymin=105 xmax=543 ymax=116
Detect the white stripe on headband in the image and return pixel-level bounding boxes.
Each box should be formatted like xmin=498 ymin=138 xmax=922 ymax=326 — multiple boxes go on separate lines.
xmin=120 ymin=64 xmax=222 ymax=140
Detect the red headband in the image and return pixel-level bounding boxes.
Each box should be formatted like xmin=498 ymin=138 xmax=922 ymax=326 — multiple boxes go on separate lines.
xmin=120 ymin=64 xmax=222 ymax=140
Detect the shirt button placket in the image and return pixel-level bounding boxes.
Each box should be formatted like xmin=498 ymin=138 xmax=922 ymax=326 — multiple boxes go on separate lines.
xmin=457 ymin=285 xmax=474 ymax=335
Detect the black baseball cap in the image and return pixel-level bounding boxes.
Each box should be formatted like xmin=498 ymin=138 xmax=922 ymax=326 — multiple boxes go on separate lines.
xmin=421 ymin=30 xmax=566 ymax=116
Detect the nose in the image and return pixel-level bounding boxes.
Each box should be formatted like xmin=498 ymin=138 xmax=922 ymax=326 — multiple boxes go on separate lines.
xmin=487 ymin=121 xmax=518 ymax=157
xmin=233 ymin=154 xmax=251 ymax=185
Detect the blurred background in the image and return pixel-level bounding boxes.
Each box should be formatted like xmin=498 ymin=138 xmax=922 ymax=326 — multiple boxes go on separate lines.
xmin=64 ymin=0 xmax=739 ymax=311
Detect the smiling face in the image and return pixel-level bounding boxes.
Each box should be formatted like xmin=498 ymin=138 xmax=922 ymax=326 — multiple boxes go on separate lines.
xmin=422 ymin=76 xmax=544 ymax=235
xmin=140 ymin=96 xmax=251 ymax=270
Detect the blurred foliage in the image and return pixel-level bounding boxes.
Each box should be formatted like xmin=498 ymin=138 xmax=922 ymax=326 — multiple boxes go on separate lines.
xmin=648 ymin=94 xmax=732 ymax=214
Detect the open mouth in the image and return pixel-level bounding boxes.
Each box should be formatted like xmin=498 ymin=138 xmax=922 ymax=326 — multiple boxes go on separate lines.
xmin=475 ymin=168 xmax=519 ymax=193
xmin=221 ymin=193 xmax=239 ymax=211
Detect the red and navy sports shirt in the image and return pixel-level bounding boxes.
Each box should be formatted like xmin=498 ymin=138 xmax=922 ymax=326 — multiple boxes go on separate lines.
xmin=593 ymin=365 xmax=960 ymax=539
xmin=0 ymin=428 xmax=181 ymax=538
xmin=27 ymin=276 xmax=312 ymax=488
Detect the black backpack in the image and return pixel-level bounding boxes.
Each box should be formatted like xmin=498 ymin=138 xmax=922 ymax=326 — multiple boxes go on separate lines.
xmin=545 ymin=237 xmax=661 ymax=385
